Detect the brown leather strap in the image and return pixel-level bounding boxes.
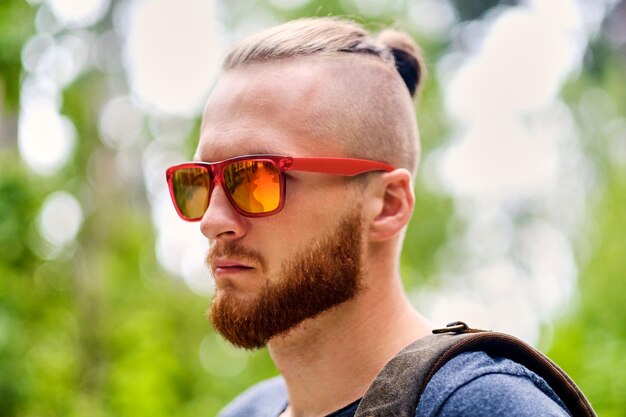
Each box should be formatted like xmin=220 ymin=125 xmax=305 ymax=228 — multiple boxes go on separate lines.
xmin=354 ymin=327 xmax=596 ymax=417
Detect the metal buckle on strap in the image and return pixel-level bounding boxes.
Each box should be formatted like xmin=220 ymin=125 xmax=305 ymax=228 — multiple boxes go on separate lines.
xmin=432 ymin=321 xmax=470 ymax=334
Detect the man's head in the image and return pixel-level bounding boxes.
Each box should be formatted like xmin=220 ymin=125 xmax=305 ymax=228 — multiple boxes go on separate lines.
xmin=188 ymin=17 xmax=425 ymax=349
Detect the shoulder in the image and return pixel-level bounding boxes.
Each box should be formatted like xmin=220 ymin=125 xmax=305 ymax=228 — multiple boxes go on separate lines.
xmin=217 ymin=376 xmax=288 ymax=417
xmin=415 ymin=351 xmax=571 ymax=417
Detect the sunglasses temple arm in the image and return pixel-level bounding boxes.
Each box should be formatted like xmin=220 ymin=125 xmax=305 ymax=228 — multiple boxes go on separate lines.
xmin=290 ymin=157 xmax=394 ymax=176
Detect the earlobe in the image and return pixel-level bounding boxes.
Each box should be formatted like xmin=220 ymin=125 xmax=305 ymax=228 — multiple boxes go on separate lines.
xmin=368 ymin=169 xmax=414 ymax=242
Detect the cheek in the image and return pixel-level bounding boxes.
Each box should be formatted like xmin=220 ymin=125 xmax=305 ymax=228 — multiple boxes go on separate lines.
xmin=259 ymin=217 xmax=317 ymax=274
xmin=257 ymin=180 xmax=358 ymax=273
xmin=284 ymin=177 xmax=351 ymax=221
xmin=281 ymin=190 xmax=338 ymax=237
xmin=256 ymin=210 xmax=326 ymax=276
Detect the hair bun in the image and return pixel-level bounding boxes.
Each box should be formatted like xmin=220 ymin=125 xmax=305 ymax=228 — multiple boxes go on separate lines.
xmin=377 ymin=30 xmax=425 ymax=98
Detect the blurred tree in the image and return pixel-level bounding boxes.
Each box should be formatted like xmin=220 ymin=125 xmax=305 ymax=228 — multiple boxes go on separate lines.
xmin=547 ymin=12 xmax=626 ymax=415
xmin=449 ymin=0 xmax=515 ymax=21
xmin=0 ymin=0 xmax=33 ymax=109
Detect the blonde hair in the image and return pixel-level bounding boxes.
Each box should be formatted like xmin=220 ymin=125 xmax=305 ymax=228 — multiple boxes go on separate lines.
xmin=222 ymin=17 xmax=426 ymax=173
xmin=224 ymin=18 xmax=425 ymax=98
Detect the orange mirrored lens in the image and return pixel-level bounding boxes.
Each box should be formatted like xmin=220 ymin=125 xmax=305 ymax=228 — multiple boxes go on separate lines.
xmin=224 ymin=160 xmax=280 ymax=213
xmin=171 ymin=167 xmax=210 ymax=219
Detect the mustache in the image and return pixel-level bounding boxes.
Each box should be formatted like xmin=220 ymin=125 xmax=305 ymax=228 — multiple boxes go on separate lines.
xmin=206 ymin=242 xmax=268 ymax=273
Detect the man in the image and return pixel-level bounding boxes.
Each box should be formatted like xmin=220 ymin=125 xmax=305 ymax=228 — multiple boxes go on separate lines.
xmin=166 ymin=17 xmax=571 ymax=417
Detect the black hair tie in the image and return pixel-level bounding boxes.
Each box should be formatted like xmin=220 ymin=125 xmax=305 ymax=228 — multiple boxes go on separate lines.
xmin=390 ymin=48 xmax=420 ymax=97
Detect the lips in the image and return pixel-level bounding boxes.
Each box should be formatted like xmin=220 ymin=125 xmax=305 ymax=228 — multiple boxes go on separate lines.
xmin=212 ymin=258 xmax=254 ymax=275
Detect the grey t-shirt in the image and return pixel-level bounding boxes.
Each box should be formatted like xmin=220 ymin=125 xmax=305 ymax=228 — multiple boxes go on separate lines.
xmin=217 ymin=351 xmax=571 ymax=417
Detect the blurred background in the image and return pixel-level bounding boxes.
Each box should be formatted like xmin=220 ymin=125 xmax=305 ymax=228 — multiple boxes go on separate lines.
xmin=1 ymin=0 xmax=625 ymax=415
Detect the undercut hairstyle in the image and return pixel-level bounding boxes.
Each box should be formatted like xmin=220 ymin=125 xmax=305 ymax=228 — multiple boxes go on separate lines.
xmin=222 ymin=17 xmax=426 ymax=175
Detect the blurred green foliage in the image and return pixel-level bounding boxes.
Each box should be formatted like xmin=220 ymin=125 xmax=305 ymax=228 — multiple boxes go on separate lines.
xmin=0 ymin=0 xmax=33 ymax=108
xmin=546 ymin=35 xmax=626 ymax=417
xmin=1 ymin=1 xmax=625 ymax=416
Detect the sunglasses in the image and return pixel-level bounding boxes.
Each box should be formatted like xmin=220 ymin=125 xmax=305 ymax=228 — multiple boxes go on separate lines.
xmin=165 ymin=154 xmax=394 ymax=221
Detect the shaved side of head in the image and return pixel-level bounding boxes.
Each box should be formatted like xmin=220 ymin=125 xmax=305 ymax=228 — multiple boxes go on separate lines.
xmin=299 ymin=55 xmax=420 ymax=174
xmin=220 ymin=17 xmax=426 ymax=175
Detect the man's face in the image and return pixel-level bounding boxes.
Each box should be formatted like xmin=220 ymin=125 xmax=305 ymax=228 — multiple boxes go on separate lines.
xmin=196 ymin=59 xmax=368 ymax=348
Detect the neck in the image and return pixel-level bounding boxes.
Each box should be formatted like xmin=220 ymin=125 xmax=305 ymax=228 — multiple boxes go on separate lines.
xmin=269 ymin=261 xmax=432 ymax=417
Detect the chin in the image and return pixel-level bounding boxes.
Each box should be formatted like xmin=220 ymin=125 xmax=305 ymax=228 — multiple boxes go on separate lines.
xmin=214 ymin=281 xmax=260 ymax=303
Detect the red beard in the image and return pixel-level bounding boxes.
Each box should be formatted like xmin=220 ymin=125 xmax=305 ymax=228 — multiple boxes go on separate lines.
xmin=207 ymin=210 xmax=364 ymax=349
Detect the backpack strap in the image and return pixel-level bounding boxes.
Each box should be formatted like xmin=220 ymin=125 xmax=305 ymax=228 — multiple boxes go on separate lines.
xmin=354 ymin=322 xmax=596 ymax=417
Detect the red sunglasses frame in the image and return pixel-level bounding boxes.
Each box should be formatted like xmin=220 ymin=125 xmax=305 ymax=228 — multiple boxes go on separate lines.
xmin=165 ymin=154 xmax=394 ymax=221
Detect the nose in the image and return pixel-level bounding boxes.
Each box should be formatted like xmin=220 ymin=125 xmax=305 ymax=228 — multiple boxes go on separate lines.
xmin=199 ymin=184 xmax=247 ymax=241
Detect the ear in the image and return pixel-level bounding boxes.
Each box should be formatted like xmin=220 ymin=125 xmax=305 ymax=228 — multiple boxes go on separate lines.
xmin=366 ymin=168 xmax=414 ymax=242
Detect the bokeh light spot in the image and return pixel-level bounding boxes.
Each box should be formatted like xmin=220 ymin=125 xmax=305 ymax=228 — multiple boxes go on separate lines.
xmin=124 ymin=0 xmax=222 ymax=115
xmin=37 ymin=191 xmax=84 ymax=247
xmin=46 ymin=0 xmax=110 ymax=28
xmin=18 ymin=98 xmax=76 ymax=176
